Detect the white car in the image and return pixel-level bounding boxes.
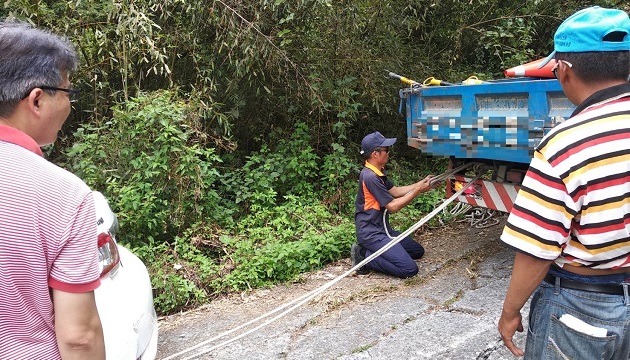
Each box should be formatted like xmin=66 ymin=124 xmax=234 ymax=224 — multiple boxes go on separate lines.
xmin=93 ymin=191 xmax=159 ymax=359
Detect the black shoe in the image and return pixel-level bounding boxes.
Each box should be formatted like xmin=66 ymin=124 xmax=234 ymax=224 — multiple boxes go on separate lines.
xmin=351 ymin=243 xmax=369 ymax=275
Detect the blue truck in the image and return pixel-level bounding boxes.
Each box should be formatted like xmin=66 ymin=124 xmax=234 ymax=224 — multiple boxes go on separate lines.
xmin=400 ymin=77 xmax=576 ymax=212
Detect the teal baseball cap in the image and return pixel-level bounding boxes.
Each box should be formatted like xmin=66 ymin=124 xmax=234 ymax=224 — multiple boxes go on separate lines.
xmin=539 ymin=6 xmax=630 ymax=68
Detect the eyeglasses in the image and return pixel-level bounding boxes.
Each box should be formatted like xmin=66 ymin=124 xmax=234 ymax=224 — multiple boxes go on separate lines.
xmin=551 ymin=60 xmax=573 ymax=79
xmin=39 ymin=86 xmax=80 ymax=102
xmin=22 ymin=85 xmax=80 ymax=102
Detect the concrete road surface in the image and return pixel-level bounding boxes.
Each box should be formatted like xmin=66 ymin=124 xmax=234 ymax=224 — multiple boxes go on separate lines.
xmin=157 ymin=217 xmax=528 ymax=359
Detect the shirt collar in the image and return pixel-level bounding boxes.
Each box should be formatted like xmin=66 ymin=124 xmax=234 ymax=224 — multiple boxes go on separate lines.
xmin=571 ymin=83 xmax=630 ymax=117
xmin=0 ymin=124 xmax=43 ymax=156
xmin=364 ymin=161 xmax=385 ymax=176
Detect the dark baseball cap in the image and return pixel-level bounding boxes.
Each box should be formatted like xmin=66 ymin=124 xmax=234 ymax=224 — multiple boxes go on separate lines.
xmin=360 ymin=131 xmax=397 ymax=155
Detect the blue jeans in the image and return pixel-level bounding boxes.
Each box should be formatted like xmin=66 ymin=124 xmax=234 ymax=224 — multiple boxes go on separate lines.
xmin=360 ymin=231 xmax=424 ymax=278
xmin=524 ymin=270 xmax=630 ymax=359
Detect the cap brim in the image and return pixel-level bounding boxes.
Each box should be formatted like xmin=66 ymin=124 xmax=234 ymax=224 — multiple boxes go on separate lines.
xmin=538 ymin=50 xmax=556 ymax=69
xmin=380 ymin=138 xmax=397 ymax=147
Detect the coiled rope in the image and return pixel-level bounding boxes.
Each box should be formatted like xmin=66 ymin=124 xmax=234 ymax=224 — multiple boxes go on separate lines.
xmin=162 ymin=168 xmax=487 ymax=360
xmin=437 ymin=163 xmax=500 ymax=228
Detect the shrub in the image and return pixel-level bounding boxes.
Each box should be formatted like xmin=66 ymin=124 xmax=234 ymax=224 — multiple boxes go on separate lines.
xmin=130 ymin=225 xmax=222 ymax=314
xmin=66 ymin=90 xmax=229 ymax=245
xmin=215 ymin=196 xmax=355 ymax=291
xmin=221 ymin=122 xmax=330 ymax=215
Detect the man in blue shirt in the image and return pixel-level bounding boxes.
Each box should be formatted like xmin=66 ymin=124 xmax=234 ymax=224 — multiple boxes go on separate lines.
xmin=352 ymin=131 xmax=434 ymax=278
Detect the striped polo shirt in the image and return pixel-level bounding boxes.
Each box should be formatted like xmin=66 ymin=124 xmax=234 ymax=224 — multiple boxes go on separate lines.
xmin=0 ymin=125 xmax=101 ymax=359
xmin=501 ymin=83 xmax=630 ymax=269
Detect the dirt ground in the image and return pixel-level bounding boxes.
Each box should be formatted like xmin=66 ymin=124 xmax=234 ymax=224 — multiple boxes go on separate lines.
xmin=157 ymin=212 xmax=509 ymax=359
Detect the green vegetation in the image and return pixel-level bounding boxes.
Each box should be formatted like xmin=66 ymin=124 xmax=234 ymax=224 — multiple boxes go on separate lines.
xmin=2 ymin=0 xmax=623 ymax=314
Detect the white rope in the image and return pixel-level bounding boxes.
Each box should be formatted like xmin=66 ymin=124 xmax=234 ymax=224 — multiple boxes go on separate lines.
xmin=464 ymin=208 xmax=500 ymax=228
xmin=162 ymin=171 xmax=486 ymax=360
xmin=437 ymin=164 xmax=501 ymax=229
xmin=448 ymin=201 xmax=473 ymax=217
xmin=429 ymin=163 xmax=472 ymax=187
xmin=384 ymin=163 xmax=475 ymax=239
xmin=437 ymin=200 xmax=472 ymax=226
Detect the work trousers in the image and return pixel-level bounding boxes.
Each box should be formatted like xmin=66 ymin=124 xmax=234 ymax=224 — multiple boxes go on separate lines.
xmin=361 ymin=231 xmax=424 ymax=278
xmin=524 ymin=272 xmax=630 ymax=360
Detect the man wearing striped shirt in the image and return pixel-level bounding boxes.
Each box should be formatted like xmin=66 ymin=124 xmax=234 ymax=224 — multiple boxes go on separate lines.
xmin=0 ymin=21 xmax=105 ymax=359
xmin=498 ymin=6 xmax=630 ymax=359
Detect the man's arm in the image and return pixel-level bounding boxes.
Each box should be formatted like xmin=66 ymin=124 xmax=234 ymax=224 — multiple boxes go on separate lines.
xmin=498 ymin=252 xmax=552 ymax=357
xmin=388 ymin=175 xmax=434 ymax=198
xmin=386 ymin=175 xmax=433 ymax=213
xmin=52 ymin=289 xmax=105 ymax=360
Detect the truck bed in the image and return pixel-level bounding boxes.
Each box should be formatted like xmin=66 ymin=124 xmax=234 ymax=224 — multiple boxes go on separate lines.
xmin=403 ymin=78 xmax=576 ymax=164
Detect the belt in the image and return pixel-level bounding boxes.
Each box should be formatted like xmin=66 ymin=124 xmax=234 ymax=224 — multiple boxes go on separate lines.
xmin=543 ymin=274 xmax=626 ymax=295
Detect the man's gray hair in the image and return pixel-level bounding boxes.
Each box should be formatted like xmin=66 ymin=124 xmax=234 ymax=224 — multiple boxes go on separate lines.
xmin=0 ymin=19 xmax=78 ymax=118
